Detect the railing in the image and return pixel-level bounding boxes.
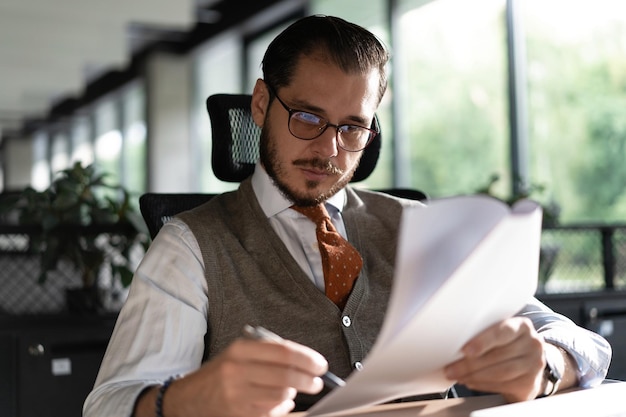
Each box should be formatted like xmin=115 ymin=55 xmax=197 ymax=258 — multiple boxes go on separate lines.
xmin=539 ymin=224 xmax=626 ymax=294
xmin=0 ymin=224 xmax=143 ymax=315
xmin=1 ymin=222 xmax=625 ymax=313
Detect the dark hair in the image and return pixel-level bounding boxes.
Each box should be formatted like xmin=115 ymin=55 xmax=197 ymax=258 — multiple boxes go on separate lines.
xmin=262 ymin=15 xmax=390 ymax=104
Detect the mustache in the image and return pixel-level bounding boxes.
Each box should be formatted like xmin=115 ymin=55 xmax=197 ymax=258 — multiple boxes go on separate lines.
xmin=293 ymin=158 xmax=344 ymax=175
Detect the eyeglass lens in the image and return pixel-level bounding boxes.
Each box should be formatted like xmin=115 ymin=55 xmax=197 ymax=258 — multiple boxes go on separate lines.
xmin=289 ymin=112 xmax=374 ymax=151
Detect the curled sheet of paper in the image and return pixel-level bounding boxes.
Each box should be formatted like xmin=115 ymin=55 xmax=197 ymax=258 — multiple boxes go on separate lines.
xmin=307 ymin=195 xmax=542 ymax=417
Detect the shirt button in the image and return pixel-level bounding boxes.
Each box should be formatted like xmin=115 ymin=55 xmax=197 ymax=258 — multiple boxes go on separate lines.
xmin=354 ymin=362 xmax=364 ymax=371
xmin=342 ymin=315 xmax=351 ymax=327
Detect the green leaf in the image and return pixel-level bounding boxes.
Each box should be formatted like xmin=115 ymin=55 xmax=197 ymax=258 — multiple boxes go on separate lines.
xmin=115 ymin=265 xmax=135 ymax=287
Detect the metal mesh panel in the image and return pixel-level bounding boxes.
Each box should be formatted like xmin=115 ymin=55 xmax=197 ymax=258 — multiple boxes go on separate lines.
xmin=0 ymin=229 xmax=141 ymax=315
xmin=0 ymin=256 xmax=82 ymax=315
xmin=228 ymin=108 xmax=261 ymax=164
xmin=613 ymin=228 xmax=626 ymax=290
xmin=2 ymin=221 xmax=624 ymax=311
xmin=540 ymin=228 xmax=608 ymax=293
xmin=0 ymin=232 xmax=81 ymax=314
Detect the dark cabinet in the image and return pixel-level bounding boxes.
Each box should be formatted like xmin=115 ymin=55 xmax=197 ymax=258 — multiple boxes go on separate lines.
xmin=583 ymin=297 xmax=626 ymax=381
xmin=539 ymin=291 xmax=626 ymax=381
xmin=0 ymin=315 xmax=116 ymax=417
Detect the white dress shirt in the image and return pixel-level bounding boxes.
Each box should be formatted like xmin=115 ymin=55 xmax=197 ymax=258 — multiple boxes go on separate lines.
xmin=83 ymin=164 xmax=611 ymax=417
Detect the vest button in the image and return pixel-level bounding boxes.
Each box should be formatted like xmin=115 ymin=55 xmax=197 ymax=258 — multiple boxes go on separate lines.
xmin=354 ymin=361 xmax=364 ymax=371
xmin=342 ymin=315 xmax=351 ymax=327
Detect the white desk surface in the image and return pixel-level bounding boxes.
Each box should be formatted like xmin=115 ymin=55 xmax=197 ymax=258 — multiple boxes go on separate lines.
xmin=293 ymin=382 xmax=626 ymax=417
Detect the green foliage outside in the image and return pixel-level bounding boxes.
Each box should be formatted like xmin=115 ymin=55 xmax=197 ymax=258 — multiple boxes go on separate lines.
xmin=524 ymin=4 xmax=626 ymax=225
xmin=392 ymin=1 xmax=626 ymax=226
xmin=396 ymin=2 xmax=510 ymax=200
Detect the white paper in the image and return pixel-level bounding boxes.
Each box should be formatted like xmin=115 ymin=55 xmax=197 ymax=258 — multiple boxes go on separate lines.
xmin=307 ymin=195 xmax=542 ymax=417
xmin=470 ymin=382 xmax=626 ymax=417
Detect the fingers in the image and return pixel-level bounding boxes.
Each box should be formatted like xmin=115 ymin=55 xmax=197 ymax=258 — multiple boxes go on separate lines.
xmin=444 ymin=317 xmax=546 ymax=402
xmin=229 ymin=338 xmax=328 ymax=393
xmin=179 ymin=337 xmax=328 ymax=417
xmin=241 ymin=338 xmax=329 ymax=378
xmin=461 ymin=317 xmax=537 ymax=358
xmin=266 ymin=398 xmax=297 ymax=417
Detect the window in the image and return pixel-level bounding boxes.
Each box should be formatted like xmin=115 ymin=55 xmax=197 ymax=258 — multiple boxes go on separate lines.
xmin=31 ymin=131 xmax=50 ymax=191
xmin=523 ymin=0 xmax=626 ymax=224
xmin=121 ymin=82 xmax=147 ymax=197
xmin=70 ymin=115 xmax=95 ymax=166
xmin=94 ymin=97 xmax=123 ymax=185
xmin=50 ymin=130 xmax=71 ymax=175
xmin=88 ymin=84 xmax=148 ymax=200
xmin=395 ymin=0 xmax=509 ymax=198
xmin=193 ymin=32 xmax=243 ymax=193
xmin=245 ymin=22 xmax=294 ymax=91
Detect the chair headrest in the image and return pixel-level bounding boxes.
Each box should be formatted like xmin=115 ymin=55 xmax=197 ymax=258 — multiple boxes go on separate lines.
xmin=206 ymin=94 xmax=381 ymax=183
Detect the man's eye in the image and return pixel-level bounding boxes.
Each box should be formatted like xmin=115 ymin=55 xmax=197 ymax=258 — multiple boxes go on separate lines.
xmin=293 ymin=112 xmax=323 ymax=125
xmin=340 ymin=125 xmax=362 ymax=134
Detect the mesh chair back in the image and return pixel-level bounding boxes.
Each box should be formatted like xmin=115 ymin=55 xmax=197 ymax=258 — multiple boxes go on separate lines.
xmin=207 ymin=94 xmax=260 ymax=182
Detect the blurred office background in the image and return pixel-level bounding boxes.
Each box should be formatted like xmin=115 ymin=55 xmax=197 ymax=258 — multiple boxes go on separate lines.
xmin=0 ymin=1 xmax=625 ymax=414
xmin=2 ymin=0 xmax=626 ymax=292
xmin=1 ymin=0 xmax=624 ymax=220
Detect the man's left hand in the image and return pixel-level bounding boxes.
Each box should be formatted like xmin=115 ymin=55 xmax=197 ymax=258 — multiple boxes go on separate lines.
xmin=444 ymin=317 xmax=548 ymax=402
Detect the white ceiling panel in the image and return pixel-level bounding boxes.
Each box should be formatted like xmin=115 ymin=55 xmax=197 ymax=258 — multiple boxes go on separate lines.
xmin=0 ymin=0 xmax=290 ymax=138
xmin=0 ymin=0 xmax=198 ymax=137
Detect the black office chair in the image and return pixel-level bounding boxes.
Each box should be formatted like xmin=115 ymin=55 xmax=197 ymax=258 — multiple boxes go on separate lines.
xmin=139 ymin=94 xmax=426 ymax=239
xmin=139 ymin=193 xmax=215 ymax=240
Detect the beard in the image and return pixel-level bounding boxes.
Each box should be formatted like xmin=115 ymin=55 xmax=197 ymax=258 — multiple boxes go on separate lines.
xmin=259 ymin=117 xmax=359 ymax=207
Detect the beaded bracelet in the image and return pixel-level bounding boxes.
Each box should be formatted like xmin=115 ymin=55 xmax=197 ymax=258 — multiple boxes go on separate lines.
xmin=156 ymin=376 xmax=176 ymax=417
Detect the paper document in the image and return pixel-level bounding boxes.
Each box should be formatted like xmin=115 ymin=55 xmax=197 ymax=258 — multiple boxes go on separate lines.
xmin=307 ymin=195 xmax=543 ymax=417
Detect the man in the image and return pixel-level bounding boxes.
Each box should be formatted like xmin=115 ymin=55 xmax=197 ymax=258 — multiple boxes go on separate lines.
xmin=84 ymin=15 xmax=611 ymax=417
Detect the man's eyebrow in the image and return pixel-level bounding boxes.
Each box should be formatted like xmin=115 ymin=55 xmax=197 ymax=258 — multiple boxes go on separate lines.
xmin=288 ymin=97 xmax=369 ymax=125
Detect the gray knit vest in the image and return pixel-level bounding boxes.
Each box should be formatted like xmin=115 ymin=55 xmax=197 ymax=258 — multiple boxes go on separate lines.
xmin=178 ymin=179 xmax=416 ymax=408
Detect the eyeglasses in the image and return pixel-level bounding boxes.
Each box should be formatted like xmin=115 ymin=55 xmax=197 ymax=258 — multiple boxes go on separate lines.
xmin=267 ymin=85 xmax=378 ymax=152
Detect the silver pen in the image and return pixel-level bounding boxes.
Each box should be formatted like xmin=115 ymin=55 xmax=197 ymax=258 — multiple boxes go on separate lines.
xmin=242 ymin=324 xmax=346 ymax=389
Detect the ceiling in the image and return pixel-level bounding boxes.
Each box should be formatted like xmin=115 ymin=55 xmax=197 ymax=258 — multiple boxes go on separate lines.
xmin=0 ymin=0 xmax=292 ymax=141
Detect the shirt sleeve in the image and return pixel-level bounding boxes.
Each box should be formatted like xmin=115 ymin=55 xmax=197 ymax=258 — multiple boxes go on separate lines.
xmin=83 ymin=218 xmax=208 ymax=417
xmin=518 ymin=297 xmax=612 ymax=388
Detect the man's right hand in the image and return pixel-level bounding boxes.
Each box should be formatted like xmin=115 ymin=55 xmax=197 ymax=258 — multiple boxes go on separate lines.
xmin=133 ymin=337 xmax=329 ymax=417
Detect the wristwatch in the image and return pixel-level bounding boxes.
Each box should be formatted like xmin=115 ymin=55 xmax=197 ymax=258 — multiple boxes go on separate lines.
xmin=541 ymin=350 xmax=563 ymax=397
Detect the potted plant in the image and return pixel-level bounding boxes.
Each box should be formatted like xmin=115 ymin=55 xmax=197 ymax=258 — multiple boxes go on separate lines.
xmin=0 ymin=162 xmax=149 ymax=313
xmin=476 ymin=174 xmax=561 ymax=291
xmin=476 ymin=174 xmax=560 ymax=227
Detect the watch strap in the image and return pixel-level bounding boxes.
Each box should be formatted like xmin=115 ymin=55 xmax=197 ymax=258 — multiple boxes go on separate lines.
xmin=540 ymin=348 xmax=563 ymax=397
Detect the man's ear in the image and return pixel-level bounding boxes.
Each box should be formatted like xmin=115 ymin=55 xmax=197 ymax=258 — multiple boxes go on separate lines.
xmin=251 ymin=79 xmax=270 ymax=128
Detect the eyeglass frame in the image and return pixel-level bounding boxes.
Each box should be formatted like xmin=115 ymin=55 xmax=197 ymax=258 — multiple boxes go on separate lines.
xmin=265 ymin=83 xmax=379 ymax=152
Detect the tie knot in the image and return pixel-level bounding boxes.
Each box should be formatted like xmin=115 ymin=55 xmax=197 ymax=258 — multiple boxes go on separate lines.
xmin=292 ymin=204 xmax=330 ymax=226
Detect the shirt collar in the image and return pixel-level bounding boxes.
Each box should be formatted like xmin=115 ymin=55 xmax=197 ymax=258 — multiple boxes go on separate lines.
xmin=251 ymin=162 xmax=346 ymax=218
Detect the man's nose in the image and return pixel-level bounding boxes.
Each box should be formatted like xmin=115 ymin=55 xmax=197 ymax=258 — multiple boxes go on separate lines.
xmin=312 ymin=125 xmax=340 ymax=158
